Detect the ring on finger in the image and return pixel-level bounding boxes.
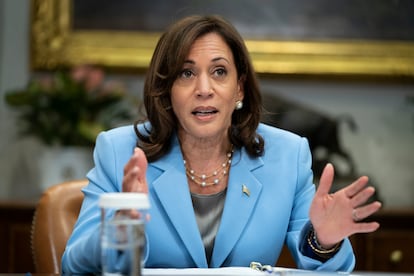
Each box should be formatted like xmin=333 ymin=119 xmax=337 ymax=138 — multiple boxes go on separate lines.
xmin=352 ymin=209 xmax=361 ymax=222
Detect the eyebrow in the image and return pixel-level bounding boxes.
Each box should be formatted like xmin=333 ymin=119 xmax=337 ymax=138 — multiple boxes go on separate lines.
xmin=213 ymin=57 xmax=230 ymax=64
xmin=183 ymin=57 xmax=230 ymax=65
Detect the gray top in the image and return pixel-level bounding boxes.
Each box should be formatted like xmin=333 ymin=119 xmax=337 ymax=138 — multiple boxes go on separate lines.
xmin=191 ymin=188 xmax=227 ymax=266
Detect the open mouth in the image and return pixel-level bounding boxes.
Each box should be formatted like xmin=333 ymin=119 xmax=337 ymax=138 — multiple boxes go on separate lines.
xmin=191 ymin=108 xmax=218 ymax=116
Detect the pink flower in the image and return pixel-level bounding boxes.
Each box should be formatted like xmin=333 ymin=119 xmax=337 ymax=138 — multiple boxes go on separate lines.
xmin=37 ymin=76 xmax=54 ymax=92
xmin=71 ymin=65 xmax=104 ymax=91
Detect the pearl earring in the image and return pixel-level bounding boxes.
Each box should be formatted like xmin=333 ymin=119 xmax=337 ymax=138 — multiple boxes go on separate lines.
xmin=235 ymin=100 xmax=243 ymax=110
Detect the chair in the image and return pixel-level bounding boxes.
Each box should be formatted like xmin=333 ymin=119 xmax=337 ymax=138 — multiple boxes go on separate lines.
xmin=31 ymin=179 xmax=88 ymax=274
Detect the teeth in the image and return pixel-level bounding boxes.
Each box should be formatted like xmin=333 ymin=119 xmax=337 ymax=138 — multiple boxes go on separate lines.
xmin=193 ymin=110 xmax=216 ymax=115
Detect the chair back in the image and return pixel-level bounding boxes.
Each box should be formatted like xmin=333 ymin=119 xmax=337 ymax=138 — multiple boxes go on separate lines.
xmin=31 ymin=179 xmax=88 ymax=273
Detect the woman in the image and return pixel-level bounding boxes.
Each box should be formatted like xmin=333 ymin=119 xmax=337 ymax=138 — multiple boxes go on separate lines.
xmin=62 ymin=15 xmax=381 ymax=273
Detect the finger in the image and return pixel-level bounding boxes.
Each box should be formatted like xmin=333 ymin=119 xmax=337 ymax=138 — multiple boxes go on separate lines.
xmin=129 ymin=209 xmax=141 ymax=219
xmin=344 ymin=176 xmax=369 ymax=198
xmin=133 ymin=165 xmax=148 ymax=193
xmin=123 ymin=166 xmax=148 ymax=193
xmin=354 ymin=201 xmax=382 ymax=221
xmin=116 ymin=209 xmax=142 ymax=219
xmin=353 ymin=221 xmax=380 ymax=234
xmin=315 ymin=163 xmax=334 ymax=197
xmin=123 ymin=148 xmax=140 ymax=175
xmin=351 ymin=186 xmax=376 ymax=208
xmin=123 ymin=148 xmax=149 ymax=193
xmin=122 ymin=166 xmax=139 ymax=192
xmin=134 ymin=147 xmax=148 ymax=183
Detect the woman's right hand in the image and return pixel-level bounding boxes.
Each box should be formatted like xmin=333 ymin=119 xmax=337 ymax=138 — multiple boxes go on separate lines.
xmin=122 ymin=147 xmax=148 ymax=193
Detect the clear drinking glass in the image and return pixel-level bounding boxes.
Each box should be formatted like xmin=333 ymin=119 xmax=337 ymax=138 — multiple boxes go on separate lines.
xmin=99 ymin=193 xmax=150 ymax=276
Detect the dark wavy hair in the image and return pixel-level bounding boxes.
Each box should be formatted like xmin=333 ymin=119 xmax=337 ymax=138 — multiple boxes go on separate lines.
xmin=134 ymin=15 xmax=264 ymax=162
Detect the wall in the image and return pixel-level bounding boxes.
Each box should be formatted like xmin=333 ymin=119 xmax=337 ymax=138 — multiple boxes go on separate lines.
xmin=0 ymin=0 xmax=33 ymax=197
xmin=0 ymin=0 xmax=413 ymax=207
xmin=260 ymin=78 xmax=414 ymax=207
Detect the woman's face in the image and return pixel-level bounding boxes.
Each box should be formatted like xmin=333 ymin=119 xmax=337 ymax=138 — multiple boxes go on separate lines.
xmin=171 ymin=32 xmax=244 ymax=142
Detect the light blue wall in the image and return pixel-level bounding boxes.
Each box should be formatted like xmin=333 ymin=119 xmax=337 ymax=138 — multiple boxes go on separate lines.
xmin=1 ymin=0 xmax=413 ymax=206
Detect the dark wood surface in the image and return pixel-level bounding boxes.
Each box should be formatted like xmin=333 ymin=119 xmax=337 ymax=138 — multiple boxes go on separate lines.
xmin=352 ymin=209 xmax=414 ymax=273
xmin=0 ymin=200 xmax=37 ymax=273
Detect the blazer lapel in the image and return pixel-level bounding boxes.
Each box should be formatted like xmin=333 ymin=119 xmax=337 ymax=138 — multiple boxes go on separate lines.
xmin=210 ymin=149 xmax=264 ymax=267
xmin=150 ymin=141 xmax=208 ymax=268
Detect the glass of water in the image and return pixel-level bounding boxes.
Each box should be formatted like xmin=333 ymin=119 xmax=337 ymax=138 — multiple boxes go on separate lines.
xmin=99 ymin=193 xmax=150 ymax=276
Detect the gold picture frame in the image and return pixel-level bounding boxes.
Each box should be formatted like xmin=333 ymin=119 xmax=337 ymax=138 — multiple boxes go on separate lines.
xmin=31 ymin=0 xmax=414 ymax=79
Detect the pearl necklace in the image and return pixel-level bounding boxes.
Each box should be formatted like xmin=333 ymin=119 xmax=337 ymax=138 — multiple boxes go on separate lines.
xmin=184 ymin=147 xmax=233 ymax=187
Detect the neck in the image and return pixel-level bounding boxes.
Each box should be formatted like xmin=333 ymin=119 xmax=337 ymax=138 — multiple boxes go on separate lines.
xmin=181 ymin=142 xmax=233 ymax=194
xmin=184 ymin=145 xmax=233 ymax=187
xmin=179 ymin=135 xmax=231 ymax=170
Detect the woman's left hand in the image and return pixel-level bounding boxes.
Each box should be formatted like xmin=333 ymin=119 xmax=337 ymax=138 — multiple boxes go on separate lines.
xmin=309 ymin=163 xmax=382 ymax=248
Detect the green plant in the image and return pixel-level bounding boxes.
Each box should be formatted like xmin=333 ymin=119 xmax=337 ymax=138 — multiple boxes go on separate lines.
xmin=5 ymin=65 xmax=135 ymax=147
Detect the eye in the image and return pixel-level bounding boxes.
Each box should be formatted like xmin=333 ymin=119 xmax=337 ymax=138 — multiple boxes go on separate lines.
xmin=179 ymin=69 xmax=194 ymax=79
xmin=214 ymin=68 xmax=227 ymax=77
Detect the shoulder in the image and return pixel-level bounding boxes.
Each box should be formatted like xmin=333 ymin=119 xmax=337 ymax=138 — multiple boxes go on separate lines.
xmin=257 ymin=123 xmax=303 ymax=144
xmin=102 ymin=124 xmax=136 ymax=137
xmin=98 ymin=122 xmax=150 ymax=142
xmin=97 ymin=124 xmax=136 ymax=145
xmin=95 ymin=124 xmax=146 ymax=153
xmin=92 ymin=125 xmax=141 ymax=181
xmin=256 ymin=123 xmax=310 ymax=159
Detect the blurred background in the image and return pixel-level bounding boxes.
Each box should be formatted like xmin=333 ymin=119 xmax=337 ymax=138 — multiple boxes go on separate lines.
xmin=0 ymin=0 xmax=413 ymax=273
xmin=2 ymin=0 xmax=413 ymax=206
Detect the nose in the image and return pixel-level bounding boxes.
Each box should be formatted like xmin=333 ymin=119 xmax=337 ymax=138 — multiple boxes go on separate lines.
xmin=195 ymin=73 xmax=213 ymax=98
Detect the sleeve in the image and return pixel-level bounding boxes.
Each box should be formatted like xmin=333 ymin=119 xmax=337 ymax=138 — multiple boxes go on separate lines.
xmin=61 ymin=131 xmax=124 ymax=274
xmin=286 ymin=138 xmax=355 ymax=272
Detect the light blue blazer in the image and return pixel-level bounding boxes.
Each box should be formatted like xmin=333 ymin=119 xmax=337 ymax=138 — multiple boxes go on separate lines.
xmin=61 ymin=123 xmax=355 ymax=274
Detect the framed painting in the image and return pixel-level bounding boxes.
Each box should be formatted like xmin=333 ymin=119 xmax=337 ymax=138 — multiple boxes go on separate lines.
xmin=30 ymin=0 xmax=414 ymax=78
